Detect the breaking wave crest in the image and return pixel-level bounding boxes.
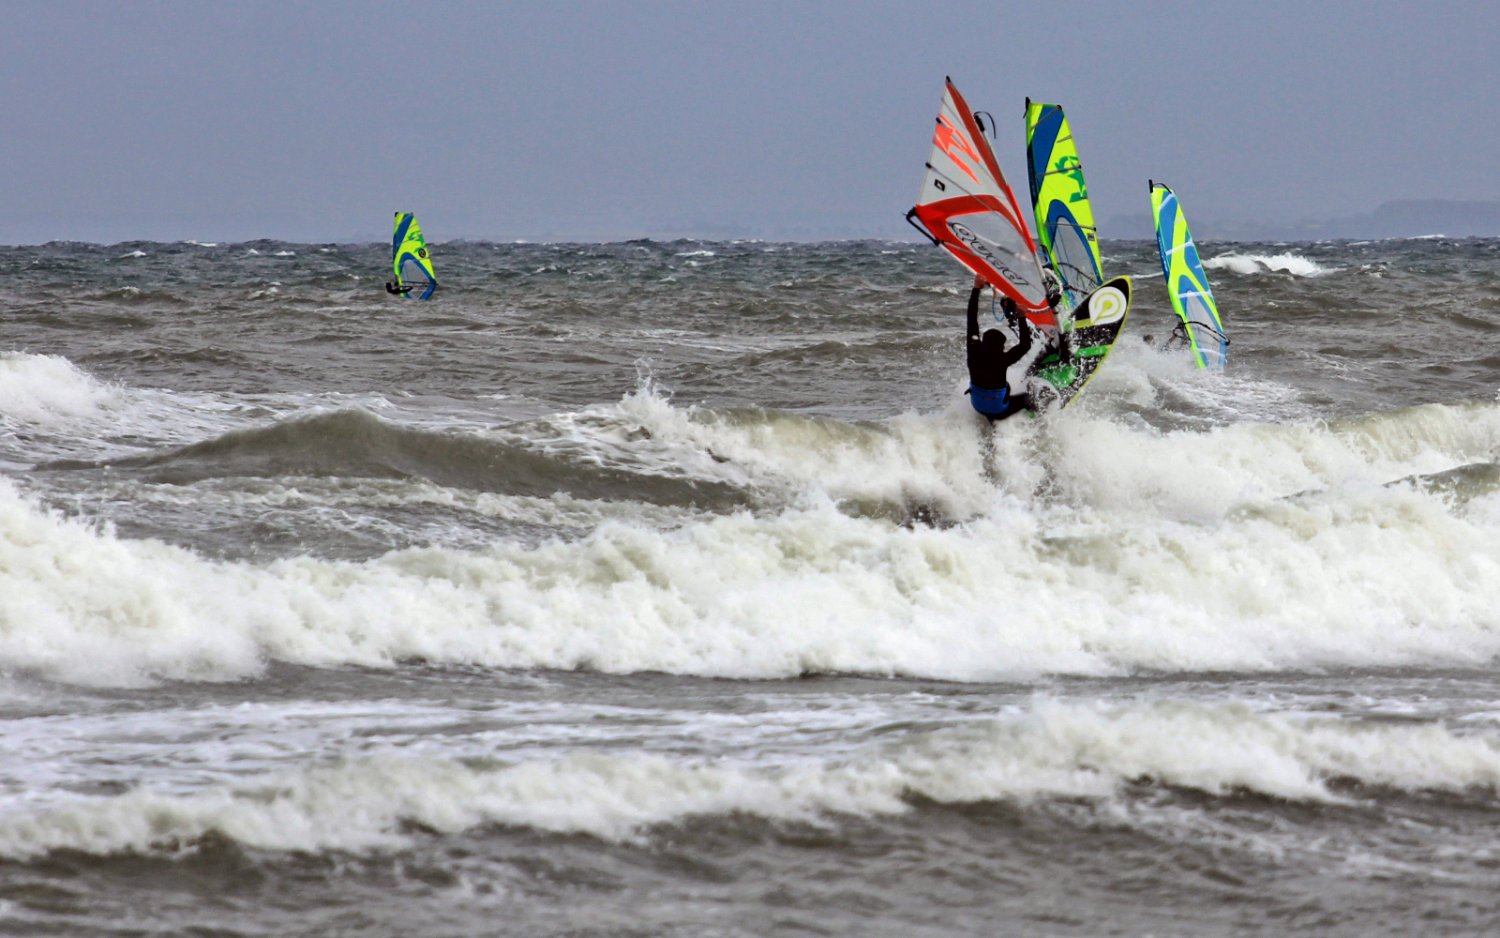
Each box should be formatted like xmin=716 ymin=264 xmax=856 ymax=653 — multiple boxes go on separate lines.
xmin=2 ymin=700 xmax=1496 ymax=859
xmin=1203 ymin=252 xmax=1335 ymax=276
xmin=3 ymin=402 xmax=1500 ymax=687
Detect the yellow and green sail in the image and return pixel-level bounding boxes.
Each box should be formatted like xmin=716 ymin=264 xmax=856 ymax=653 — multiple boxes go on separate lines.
xmin=1149 ymin=182 xmax=1226 ymax=369
xmin=391 ymin=212 xmax=438 ymax=300
xmin=1024 ymin=100 xmax=1104 ymax=312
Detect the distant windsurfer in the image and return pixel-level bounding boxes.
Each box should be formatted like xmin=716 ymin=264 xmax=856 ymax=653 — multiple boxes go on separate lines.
xmin=965 ymin=274 xmax=1034 ymax=421
xmin=385 ymin=281 xmax=413 ymax=296
xmin=1143 ymin=322 xmax=1190 ymax=352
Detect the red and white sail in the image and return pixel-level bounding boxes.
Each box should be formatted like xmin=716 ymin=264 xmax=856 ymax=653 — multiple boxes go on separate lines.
xmin=909 ymin=78 xmax=1055 ymax=326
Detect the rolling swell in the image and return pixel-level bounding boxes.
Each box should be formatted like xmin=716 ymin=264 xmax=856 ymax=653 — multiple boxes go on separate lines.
xmin=8 ymin=237 xmax=1500 ymax=936
xmin=42 ymin=408 xmax=752 ymax=509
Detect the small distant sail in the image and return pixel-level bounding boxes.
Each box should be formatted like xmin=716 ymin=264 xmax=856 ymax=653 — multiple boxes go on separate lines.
xmin=1149 ymin=182 xmax=1226 ymax=368
xmin=1025 ymin=100 xmax=1104 ymax=312
xmin=907 ymin=78 xmax=1056 ymax=330
xmin=390 ymin=212 xmax=438 ymax=300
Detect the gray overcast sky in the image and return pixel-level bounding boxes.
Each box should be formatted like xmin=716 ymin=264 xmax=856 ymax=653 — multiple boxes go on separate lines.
xmin=4 ymin=0 xmax=1497 ymax=243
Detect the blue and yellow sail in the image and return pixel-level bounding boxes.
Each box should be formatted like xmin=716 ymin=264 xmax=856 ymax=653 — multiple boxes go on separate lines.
xmin=391 ymin=212 xmax=438 ymax=300
xmin=1024 ymin=100 xmax=1104 ymax=312
xmin=1149 ymin=182 xmax=1226 ymax=369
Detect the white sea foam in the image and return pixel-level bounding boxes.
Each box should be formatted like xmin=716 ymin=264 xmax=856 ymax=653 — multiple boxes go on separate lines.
xmin=0 ymin=352 xmax=286 ymax=460
xmin=0 ymin=700 xmax=1495 ymax=858
xmin=3 ymin=395 xmax=1500 ymax=687
xmin=516 ymin=382 xmax=999 ymax=517
xmin=6 ymin=362 xmax=1500 ymax=687
xmin=0 ymin=353 xmax=507 ymax=465
xmin=1203 ymin=253 xmax=1334 ymax=277
xmin=115 ymin=250 xmax=148 ymax=259
xmin=565 ymin=381 xmax=1500 ymax=522
xmin=0 ymin=353 xmax=119 ymax=424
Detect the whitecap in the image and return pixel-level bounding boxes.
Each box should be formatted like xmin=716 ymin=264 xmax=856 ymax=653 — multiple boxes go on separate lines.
xmin=1203 ymin=252 xmax=1335 ymax=276
xmin=2 ymin=699 xmax=1497 ymax=858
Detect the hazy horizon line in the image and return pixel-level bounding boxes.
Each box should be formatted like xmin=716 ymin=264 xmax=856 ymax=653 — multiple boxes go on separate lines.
xmin=5 ymin=231 xmax=1497 ymax=249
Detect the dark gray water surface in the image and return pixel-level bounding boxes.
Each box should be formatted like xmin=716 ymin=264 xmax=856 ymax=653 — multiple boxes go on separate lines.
xmin=2 ymin=238 xmax=1499 ymax=936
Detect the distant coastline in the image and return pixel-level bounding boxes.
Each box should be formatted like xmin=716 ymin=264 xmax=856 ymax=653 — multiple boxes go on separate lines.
xmin=1107 ymin=199 xmax=1500 ymax=242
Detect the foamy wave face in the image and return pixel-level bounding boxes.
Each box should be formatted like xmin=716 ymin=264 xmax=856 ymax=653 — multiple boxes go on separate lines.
xmin=0 ymin=354 xmax=428 ymax=466
xmin=1047 ymin=401 xmax=1500 ymax=519
xmin=0 ymin=352 xmax=220 ymax=455
xmin=1203 ymin=252 xmax=1334 ymax=276
xmin=2 ymin=700 xmax=1496 ymax=859
xmin=525 ymin=382 xmax=1007 ymax=519
xmin=0 ymin=353 xmax=119 ymax=425
xmin=5 ymin=389 xmax=1500 ymax=688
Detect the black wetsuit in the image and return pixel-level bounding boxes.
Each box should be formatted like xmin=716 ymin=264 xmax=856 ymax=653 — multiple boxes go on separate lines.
xmin=966 ymin=286 xmax=1033 ymax=420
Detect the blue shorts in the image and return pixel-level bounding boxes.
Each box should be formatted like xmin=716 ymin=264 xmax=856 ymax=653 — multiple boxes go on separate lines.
xmin=969 ymin=384 xmax=1031 ymax=421
xmin=968 ymin=384 xmax=1010 ymax=417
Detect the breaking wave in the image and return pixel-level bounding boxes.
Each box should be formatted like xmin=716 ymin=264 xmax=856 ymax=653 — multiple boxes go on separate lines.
xmin=2 ymin=699 xmax=1496 ymax=858
xmin=1203 ymin=252 xmax=1335 ymax=277
xmin=4 ymin=400 xmax=1500 ymax=687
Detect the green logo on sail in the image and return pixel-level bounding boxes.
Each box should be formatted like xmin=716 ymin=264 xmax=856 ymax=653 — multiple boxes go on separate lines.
xmin=1055 ymin=156 xmax=1087 ymax=203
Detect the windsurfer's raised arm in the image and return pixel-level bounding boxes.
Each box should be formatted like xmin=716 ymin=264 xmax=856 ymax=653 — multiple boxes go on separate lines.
xmin=1000 ymin=311 xmax=1033 ymax=369
xmin=967 ymin=273 xmax=985 ymax=342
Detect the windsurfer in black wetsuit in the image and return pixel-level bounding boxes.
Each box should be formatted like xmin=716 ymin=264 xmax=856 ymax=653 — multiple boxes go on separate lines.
xmin=385 ymin=281 xmax=412 ymax=296
xmin=1143 ymin=322 xmax=1190 ymax=351
xmin=965 ymin=273 xmax=1034 ymax=421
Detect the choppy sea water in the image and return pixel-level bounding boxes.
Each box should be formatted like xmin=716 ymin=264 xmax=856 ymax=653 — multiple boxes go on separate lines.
xmin=2 ymin=237 xmax=1499 ymax=936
